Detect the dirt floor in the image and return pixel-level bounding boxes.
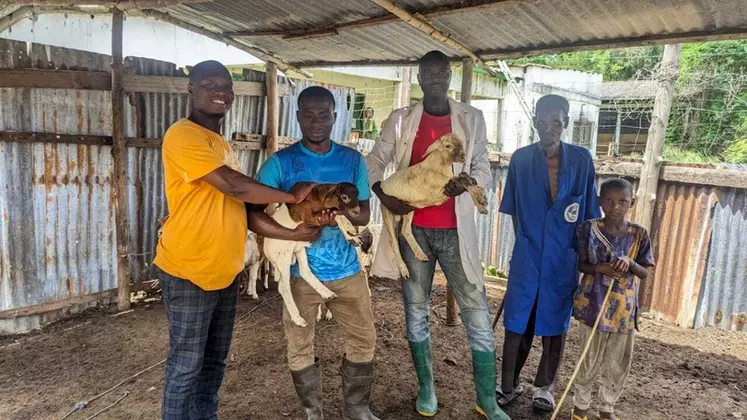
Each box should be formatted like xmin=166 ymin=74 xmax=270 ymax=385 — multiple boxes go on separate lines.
xmin=1 ymin=274 xmax=746 ymax=420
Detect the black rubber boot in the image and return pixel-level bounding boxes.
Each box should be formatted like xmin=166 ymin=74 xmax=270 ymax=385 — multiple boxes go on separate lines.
xmin=340 ymin=359 xmax=381 ymax=420
xmin=291 ymin=359 xmax=324 ymax=420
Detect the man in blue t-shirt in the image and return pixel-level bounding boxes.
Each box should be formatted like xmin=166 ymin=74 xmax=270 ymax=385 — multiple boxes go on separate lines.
xmin=250 ymin=86 xmax=380 ymax=420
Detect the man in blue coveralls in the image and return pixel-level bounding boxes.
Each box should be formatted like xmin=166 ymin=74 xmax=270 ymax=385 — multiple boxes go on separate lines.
xmin=497 ymin=94 xmax=601 ymax=412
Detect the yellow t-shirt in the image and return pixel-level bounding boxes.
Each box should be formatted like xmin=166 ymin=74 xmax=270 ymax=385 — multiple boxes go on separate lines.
xmin=153 ymin=118 xmax=247 ymax=291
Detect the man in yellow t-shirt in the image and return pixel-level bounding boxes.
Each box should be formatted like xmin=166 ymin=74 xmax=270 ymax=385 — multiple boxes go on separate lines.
xmin=153 ymin=60 xmax=318 ymax=420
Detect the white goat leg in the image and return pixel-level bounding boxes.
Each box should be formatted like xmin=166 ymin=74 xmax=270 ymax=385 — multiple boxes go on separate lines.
xmin=382 ymin=207 xmax=410 ymax=279
xmin=263 ymin=259 xmax=270 ymax=290
xmin=275 ymin=260 xmax=307 ymax=328
xmin=316 ymin=304 xmax=333 ymax=321
xmin=295 ymin=249 xmax=337 ymax=301
xmin=401 ymin=212 xmax=428 ymax=262
xmin=335 ymin=214 xmax=361 ymax=246
xmin=316 ymin=304 xmax=323 ymax=321
xmin=248 ymin=263 xmax=261 ymax=300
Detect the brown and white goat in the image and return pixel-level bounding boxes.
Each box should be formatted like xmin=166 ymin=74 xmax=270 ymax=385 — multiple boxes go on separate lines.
xmin=379 ymin=133 xmax=489 ymax=279
xmin=263 ymin=182 xmax=361 ymax=327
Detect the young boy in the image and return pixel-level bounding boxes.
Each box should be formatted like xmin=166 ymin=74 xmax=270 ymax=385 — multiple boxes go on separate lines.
xmin=571 ymin=178 xmax=655 ymax=420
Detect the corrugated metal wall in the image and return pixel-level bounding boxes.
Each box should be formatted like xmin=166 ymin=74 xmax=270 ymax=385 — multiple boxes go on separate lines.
xmin=0 ymin=39 xmax=356 ymax=330
xmin=695 ymin=189 xmax=747 ymax=331
xmin=0 ymin=39 xmax=129 ymax=321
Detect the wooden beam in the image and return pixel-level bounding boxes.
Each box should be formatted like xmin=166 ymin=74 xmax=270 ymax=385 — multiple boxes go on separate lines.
xmin=396 ymin=66 xmax=411 ymax=108
xmin=634 ymin=44 xmax=680 ymax=233
xmin=460 ymin=58 xmax=474 ymax=104
xmin=122 ymin=74 xmax=265 ymax=96
xmin=265 ymin=63 xmax=280 ymax=154
xmin=0 ymin=6 xmax=35 ymax=33
xmin=481 ymin=27 xmax=747 ymax=60
xmin=0 ymin=132 xmax=113 ymax=146
xmin=226 ymin=0 xmax=519 ymax=37
xmin=1 ymin=0 xmax=210 ymax=8
xmin=0 ymin=290 xmax=118 ymax=319
xmin=370 ymin=0 xmax=496 ymax=76
xmin=111 ymin=8 xmax=131 ymax=312
xmin=140 ymin=9 xmax=313 ymax=78
xmin=0 ymin=68 xmax=111 ymax=90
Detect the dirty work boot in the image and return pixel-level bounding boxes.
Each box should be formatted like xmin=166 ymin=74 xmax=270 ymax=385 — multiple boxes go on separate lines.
xmin=291 ymin=359 xmax=324 ymax=420
xmin=472 ymin=350 xmax=511 ymax=420
xmin=408 ymin=340 xmax=438 ymax=417
xmin=340 ymin=359 xmax=381 ymax=420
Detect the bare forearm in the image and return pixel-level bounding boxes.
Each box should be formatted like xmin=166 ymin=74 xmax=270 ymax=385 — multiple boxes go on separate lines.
xmin=630 ymin=262 xmax=649 ymax=279
xmin=204 ymin=166 xmax=296 ymax=204
xmin=247 ymin=211 xmax=299 ymax=240
xmin=579 ymin=262 xmax=597 ymax=275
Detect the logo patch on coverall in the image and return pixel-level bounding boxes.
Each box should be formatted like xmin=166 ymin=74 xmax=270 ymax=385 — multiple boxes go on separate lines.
xmin=564 ymin=203 xmax=579 ymax=223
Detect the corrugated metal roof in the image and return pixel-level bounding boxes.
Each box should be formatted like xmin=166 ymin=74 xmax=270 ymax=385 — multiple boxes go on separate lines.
xmin=139 ymin=0 xmax=747 ymax=66
xmin=602 ymin=81 xmax=659 ymax=101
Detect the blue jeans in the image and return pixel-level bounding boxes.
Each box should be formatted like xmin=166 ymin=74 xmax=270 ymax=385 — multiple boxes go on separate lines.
xmin=399 ymin=226 xmax=495 ymax=353
xmin=157 ymin=266 xmax=238 ymax=420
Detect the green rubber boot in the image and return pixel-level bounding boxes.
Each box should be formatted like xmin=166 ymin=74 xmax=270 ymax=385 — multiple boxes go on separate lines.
xmin=472 ymin=350 xmax=511 ymax=420
xmin=408 ymin=340 xmax=438 ymax=417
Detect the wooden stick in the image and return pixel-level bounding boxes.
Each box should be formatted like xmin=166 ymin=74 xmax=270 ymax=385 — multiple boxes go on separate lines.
xmin=550 ymin=281 xmax=615 ymax=420
xmin=369 ymin=0 xmax=497 ymax=76
xmin=111 ymin=8 xmax=131 ymax=312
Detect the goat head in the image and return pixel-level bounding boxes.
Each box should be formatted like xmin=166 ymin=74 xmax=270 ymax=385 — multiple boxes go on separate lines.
xmin=423 ymin=133 xmax=466 ymax=164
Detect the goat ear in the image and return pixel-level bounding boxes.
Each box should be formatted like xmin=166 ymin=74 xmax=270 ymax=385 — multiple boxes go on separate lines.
xmin=264 ymin=203 xmax=279 ymax=217
xmin=422 ymin=141 xmax=439 ymax=158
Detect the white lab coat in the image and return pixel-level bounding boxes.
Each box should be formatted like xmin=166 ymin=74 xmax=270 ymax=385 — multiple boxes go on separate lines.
xmin=365 ymin=98 xmax=492 ymax=290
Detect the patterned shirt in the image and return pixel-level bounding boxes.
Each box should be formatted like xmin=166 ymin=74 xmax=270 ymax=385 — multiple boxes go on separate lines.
xmin=573 ymin=219 xmax=655 ymax=334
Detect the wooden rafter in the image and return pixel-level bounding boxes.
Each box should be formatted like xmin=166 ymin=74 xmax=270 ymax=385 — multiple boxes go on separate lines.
xmin=369 ymin=0 xmax=497 ymax=76
xmin=0 ymin=6 xmax=36 ymax=33
xmin=226 ymin=0 xmax=520 ymax=38
xmin=0 ymin=0 xmax=210 ymax=8
xmin=140 ymin=9 xmax=313 ymax=78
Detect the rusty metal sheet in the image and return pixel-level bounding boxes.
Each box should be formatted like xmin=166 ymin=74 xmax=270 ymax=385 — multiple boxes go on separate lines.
xmin=645 ymin=182 xmax=717 ymax=326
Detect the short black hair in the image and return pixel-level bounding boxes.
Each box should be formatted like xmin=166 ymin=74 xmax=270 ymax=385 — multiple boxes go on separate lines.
xmin=297 ymin=86 xmax=335 ymax=109
xmin=419 ymin=50 xmax=450 ymax=66
xmin=189 ymin=60 xmax=231 ymax=83
xmin=536 ymin=94 xmax=570 ymax=117
xmin=600 ymin=178 xmax=633 ymax=199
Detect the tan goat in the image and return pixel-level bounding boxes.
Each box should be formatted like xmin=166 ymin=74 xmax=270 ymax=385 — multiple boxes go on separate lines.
xmin=263 ymin=182 xmax=362 ymax=327
xmin=379 ymin=133 xmax=489 ymax=279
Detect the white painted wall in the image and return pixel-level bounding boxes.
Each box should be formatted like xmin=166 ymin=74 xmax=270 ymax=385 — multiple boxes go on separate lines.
xmin=499 ymin=65 xmax=602 ymax=154
xmin=0 ymin=13 xmax=261 ymax=67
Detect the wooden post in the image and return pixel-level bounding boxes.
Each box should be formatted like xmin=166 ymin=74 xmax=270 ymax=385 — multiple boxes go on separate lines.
xmin=396 ymin=66 xmax=411 ymax=108
xmin=613 ymin=109 xmax=622 ymax=156
xmin=265 ymin=63 xmax=279 ymax=154
xmin=444 ymin=58 xmax=475 ymax=327
xmin=111 ymin=8 xmax=130 ymax=312
xmin=635 ymin=44 xmax=681 ymax=232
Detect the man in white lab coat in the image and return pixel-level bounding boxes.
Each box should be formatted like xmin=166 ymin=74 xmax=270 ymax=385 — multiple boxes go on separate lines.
xmin=366 ymin=50 xmax=509 ymax=420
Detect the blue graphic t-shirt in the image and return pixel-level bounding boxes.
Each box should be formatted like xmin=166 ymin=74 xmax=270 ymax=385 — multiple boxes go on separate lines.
xmin=256 ymin=141 xmax=371 ymax=281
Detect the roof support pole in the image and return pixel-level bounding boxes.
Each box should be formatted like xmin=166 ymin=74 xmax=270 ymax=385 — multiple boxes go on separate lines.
xmin=265 ymin=63 xmax=279 ymax=154
xmin=635 ymin=44 xmax=681 ymax=232
xmin=111 ymin=8 xmax=131 ymax=312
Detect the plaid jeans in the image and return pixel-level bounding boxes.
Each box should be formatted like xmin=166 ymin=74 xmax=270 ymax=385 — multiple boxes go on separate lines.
xmin=157 ymin=266 xmax=239 ymax=420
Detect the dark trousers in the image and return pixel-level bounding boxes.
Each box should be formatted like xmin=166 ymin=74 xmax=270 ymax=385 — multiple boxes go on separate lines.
xmin=501 ymin=298 xmax=566 ymax=392
xmin=157 ymin=266 xmax=239 ymax=420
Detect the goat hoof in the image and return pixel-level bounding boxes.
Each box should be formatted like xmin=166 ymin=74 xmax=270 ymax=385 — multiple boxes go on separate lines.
xmin=322 ymin=292 xmax=338 ymax=301
xmin=399 ymin=265 xmax=411 ymax=279
xmin=325 ymin=311 xmax=333 ymax=321
xmin=414 ymin=252 xmax=429 ymax=262
xmin=292 ymin=317 xmax=308 ymax=327
xmin=250 ymin=293 xmax=259 ymax=300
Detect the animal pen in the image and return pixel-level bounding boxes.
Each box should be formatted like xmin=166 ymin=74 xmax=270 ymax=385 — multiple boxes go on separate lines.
xmin=3 ymin=0 xmax=747 ymax=335
xmin=1 ymin=1 xmax=747 ymax=419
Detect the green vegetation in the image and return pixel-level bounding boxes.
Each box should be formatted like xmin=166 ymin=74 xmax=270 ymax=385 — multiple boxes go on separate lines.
xmin=505 ymin=41 xmax=747 ymax=163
